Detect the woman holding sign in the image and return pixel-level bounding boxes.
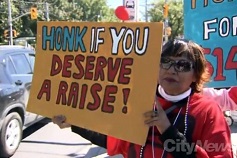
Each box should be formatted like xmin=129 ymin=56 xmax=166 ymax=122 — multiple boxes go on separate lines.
xmin=53 ymin=39 xmax=234 ymax=158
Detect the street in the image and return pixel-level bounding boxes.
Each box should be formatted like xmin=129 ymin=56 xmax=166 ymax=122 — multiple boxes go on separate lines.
xmin=12 ymin=118 xmax=122 ymax=158
xmin=12 ymin=118 xmax=237 ymax=158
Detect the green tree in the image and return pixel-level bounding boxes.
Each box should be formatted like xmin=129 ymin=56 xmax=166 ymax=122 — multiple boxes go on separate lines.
xmin=72 ymin=0 xmax=118 ymax=22
xmin=0 ymin=0 xmax=117 ymax=43
xmin=148 ymin=0 xmax=183 ymax=39
xmin=46 ymin=0 xmax=83 ymax=21
xmin=0 ymin=1 xmax=23 ymax=43
xmin=41 ymin=0 xmax=117 ymax=22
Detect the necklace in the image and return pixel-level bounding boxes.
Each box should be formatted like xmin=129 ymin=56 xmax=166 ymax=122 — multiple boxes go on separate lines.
xmin=139 ymin=97 xmax=190 ymax=158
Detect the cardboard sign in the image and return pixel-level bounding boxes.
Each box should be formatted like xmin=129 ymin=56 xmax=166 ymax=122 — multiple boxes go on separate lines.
xmin=184 ymin=1 xmax=237 ymax=88
xmin=27 ymin=21 xmax=163 ymax=145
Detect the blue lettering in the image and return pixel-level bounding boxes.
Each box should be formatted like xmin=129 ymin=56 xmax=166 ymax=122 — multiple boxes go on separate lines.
xmin=41 ymin=26 xmax=87 ymax=52
xmin=55 ymin=27 xmax=63 ymax=51
xmin=62 ymin=26 xmax=75 ymax=51
xmin=75 ymin=27 xmax=87 ymax=52
xmin=42 ymin=26 xmax=55 ymax=50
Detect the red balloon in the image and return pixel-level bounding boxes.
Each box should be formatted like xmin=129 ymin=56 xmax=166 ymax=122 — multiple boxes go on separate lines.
xmin=115 ymin=6 xmax=129 ymax=21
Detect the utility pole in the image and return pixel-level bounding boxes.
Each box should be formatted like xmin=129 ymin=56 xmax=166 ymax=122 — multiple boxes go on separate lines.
xmin=45 ymin=2 xmax=50 ymax=21
xmin=145 ymin=0 xmax=148 ymax=22
xmin=164 ymin=0 xmax=169 ymax=43
xmin=7 ymin=0 xmax=13 ymax=45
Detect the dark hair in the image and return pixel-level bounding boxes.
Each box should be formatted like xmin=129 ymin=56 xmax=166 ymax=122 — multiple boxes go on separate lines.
xmin=161 ymin=39 xmax=210 ymax=92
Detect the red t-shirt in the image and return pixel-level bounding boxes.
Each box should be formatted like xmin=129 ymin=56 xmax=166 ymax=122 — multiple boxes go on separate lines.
xmin=229 ymin=87 xmax=237 ymax=104
xmin=107 ymin=93 xmax=233 ymax=158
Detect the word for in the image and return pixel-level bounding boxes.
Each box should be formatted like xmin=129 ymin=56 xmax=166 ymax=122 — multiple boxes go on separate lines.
xmin=204 ymin=45 xmax=237 ymax=81
xmin=41 ymin=26 xmax=149 ymax=55
xmin=51 ymin=54 xmax=133 ymax=84
xmin=203 ymin=15 xmax=237 ymax=39
xmin=191 ymin=0 xmax=234 ymax=9
xmin=37 ymin=80 xmax=130 ymax=114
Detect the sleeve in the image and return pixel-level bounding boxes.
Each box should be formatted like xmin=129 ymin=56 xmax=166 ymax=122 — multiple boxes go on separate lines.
xmin=195 ymin=102 xmax=233 ymax=158
xmin=228 ymin=87 xmax=237 ymax=104
xmin=203 ymin=87 xmax=237 ymax=111
xmin=160 ymin=102 xmax=233 ymax=158
xmin=106 ymin=136 xmax=130 ymax=158
xmin=71 ymin=125 xmax=107 ymax=148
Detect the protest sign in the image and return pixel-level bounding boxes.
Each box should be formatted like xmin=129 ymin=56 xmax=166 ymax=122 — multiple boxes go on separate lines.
xmin=184 ymin=1 xmax=237 ymax=87
xmin=27 ymin=21 xmax=163 ymax=145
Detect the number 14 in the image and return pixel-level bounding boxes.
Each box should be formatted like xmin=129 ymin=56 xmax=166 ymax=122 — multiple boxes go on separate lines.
xmin=204 ymin=46 xmax=237 ymax=81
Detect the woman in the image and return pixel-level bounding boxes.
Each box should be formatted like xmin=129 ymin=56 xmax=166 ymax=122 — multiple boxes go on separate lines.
xmin=53 ymin=39 xmax=233 ymax=158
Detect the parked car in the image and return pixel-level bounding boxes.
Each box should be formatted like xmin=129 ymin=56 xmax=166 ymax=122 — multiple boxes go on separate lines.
xmin=0 ymin=45 xmax=42 ymax=157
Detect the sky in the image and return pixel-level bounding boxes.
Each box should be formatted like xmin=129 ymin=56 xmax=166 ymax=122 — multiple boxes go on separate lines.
xmin=106 ymin=0 xmax=181 ymax=8
xmin=107 ymin=0 xmax=123 ymax=8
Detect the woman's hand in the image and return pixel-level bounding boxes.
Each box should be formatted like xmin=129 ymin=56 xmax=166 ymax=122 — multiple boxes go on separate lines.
xmin=144 ymin=99 xmax=171 ymax=134
xmin=52 ymin=115 xmax=71 ymax=129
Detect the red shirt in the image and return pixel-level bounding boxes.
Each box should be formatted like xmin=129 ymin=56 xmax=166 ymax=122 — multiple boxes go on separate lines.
xmin=107 ymin=93 xmax=233 ymax=158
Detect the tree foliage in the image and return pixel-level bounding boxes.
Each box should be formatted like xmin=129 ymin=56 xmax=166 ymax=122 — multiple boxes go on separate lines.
xmin=0 ymin=0 xmax=24 ymax=42
xmin=148 ymin=0 xmax=183 ymax=39
xmin=0 ymin=0 xmax=118 ymax=43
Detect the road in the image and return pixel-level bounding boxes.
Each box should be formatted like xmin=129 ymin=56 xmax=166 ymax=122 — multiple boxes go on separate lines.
xmin=12 ymin=118 xmax=122 ymax=158
xmin=12 ymin=119 xmax=237 ymax=158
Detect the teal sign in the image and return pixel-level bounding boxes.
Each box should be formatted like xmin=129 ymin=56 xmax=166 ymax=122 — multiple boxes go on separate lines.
xmin=184 ymin=0 xmax=237 ymax=88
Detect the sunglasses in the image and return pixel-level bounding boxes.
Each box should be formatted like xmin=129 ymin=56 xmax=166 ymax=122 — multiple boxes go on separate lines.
xmin=160 ymin=57 xmax=194 ymax=72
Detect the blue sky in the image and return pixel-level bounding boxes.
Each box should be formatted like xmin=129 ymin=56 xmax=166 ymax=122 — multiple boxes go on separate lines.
xmin=107 ymin=0 xmax=123 ymax=8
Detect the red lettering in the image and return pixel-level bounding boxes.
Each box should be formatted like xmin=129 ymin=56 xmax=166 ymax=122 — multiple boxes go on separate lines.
xmin=87 ymin=83 xmax=102 ymax=110
xmin=225 ymin=46 xmax=237 ymax=70
xmin=62 ymin=55 xmax=74 ymax=78
xmin=204 ymin=46 xmax=237 ymax=82
xmin=52 ymin=54 xmax=134 ymax=84
xmin=53 ymin=82 xmax=120 ymax=113
xmin=37 ymin=79 xmax=51 ymax=101
xmin=101 ymin=85 xmax=117 ymax=113
xmin=79 ymin=84 xmax=88 ymax=109
xmin=73 ymin=54 xmax=85 ymax=79
xmin=118 ymin=58 xmax=133 ymax=84
xmin=50 ymin=55 xmax=62 ymax=76
xmin=68 ymin=82 xmax=79 ymax=108
xmin=84 ymin=56 xmax=95 ymax=80
xmin=94 ymin=56 xmax=107 ymax=81
xmin=212 ymin=47 xmax=226 ymax=81
xmin=107 ymin=57 xmax=121 ymax=82
xmin=56 ymin=81 xmax=68 ymax=105
xmin=203 ymin=48 xmax=214 ymax=76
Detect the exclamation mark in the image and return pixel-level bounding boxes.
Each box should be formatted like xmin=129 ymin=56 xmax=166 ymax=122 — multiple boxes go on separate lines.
xmin=122 ymin=88 xmax=130 ymax=114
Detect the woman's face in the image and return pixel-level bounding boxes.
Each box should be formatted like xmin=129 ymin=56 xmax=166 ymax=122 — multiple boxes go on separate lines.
xmin=159 ymin=55 xmax=196 ymax=95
